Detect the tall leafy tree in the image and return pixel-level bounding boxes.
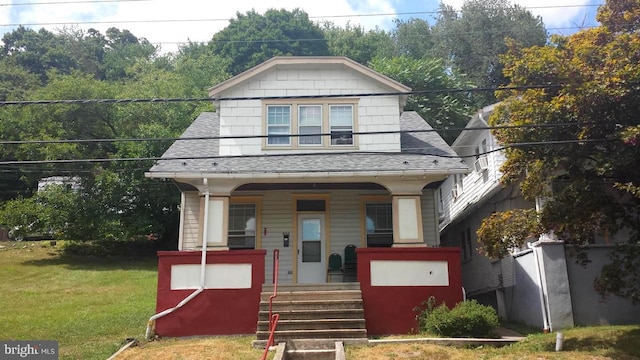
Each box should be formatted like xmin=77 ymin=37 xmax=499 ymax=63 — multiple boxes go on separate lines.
xmin=392 ymin=18 xmax=433 ymax=59
xmin=432 ymin=0 xmax=547 ymax=105
xmin=322 ymin=22 xmax=394 ymax=64
xmin=370 ymin=56 xmax=474 ymax=144
xmin=210 ymin=8 xmax=329 ymax=75
xmin=479 ymin=0 xmax=640 ymax=303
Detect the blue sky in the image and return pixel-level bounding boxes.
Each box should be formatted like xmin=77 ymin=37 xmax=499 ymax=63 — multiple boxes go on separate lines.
xmin=0 ymin=0 xmax=603 ymax=54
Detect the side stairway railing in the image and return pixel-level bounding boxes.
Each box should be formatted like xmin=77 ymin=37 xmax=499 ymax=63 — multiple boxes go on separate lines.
xmin=261 ymin=249 xmax=280 ymax=360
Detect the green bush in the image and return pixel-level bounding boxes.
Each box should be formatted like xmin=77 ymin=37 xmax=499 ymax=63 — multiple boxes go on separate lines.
xmin=416 ymin=297 xmax=499 ymax=338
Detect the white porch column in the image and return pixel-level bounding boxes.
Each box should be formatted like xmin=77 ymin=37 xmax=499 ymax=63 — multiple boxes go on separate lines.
xmin=381 ymin=181 xmax=430 ymax=247
xmin=197 ymin=179 xmax=237 ymax=251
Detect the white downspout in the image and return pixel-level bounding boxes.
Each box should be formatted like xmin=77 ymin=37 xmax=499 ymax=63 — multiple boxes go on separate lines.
xmin=145 ymin=178 xmax=211 ymax=340
xmin=528 ymin=242 xmax=550 ymax=333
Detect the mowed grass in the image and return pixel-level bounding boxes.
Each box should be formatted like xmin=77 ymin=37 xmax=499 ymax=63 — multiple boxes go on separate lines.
xmin=0 ymin=241 xmax=158 ymax=360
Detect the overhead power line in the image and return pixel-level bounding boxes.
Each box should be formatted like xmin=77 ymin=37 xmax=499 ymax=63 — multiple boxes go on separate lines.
xmin=0 ymin=121 xmax=605 ymax=146
xmin=0 ymin=138 xmax=617 ymax=166
xmin=0 ymin=0 xmax=148 ymax=6
xmin=0 ymin=84 xmax=562 ymax=107
xmin=0 ymin=3 xmax=603 ymax=26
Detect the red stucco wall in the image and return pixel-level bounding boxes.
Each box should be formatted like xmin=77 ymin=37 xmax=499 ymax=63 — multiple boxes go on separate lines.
xmin=356 ymin=247 xmax=463 ymax=335
xmin=154 ymin=250 xmax=266 ymax=337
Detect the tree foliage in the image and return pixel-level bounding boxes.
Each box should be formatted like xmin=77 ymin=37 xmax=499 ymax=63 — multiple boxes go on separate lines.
xmin=432 ymin=0 xmax=547 ymax=105
xmin=210 ymin=8 xmax=329 ymax=75
xmin=322 ymin=22 xmax=393 ymax=64
xmin=369 ymin=56 xmax=474 ymax=144
xmin=481 ymin=0 xmax=640 ymax=302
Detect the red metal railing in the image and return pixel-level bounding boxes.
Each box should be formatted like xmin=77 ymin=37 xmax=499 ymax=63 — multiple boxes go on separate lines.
xmin=261 ymin=249 xmax=280 ymax=360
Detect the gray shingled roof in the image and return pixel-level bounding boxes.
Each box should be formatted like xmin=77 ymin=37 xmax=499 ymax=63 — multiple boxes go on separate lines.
xmin=148 ymin=111 xmax=467 ymax=176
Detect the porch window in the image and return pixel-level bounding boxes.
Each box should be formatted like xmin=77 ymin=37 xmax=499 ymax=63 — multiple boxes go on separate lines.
xmin=365 ymin=202 xmax=393 ymax=247
xmin=330 ymin=105 xmax=354 ymax=145
xmin=267 ymin=105 xmax=291 ymax=145
xmin=228 ymin=203 xmax=256 ymax=249
xmin=298 ymin=105 xmax=322 ymax=146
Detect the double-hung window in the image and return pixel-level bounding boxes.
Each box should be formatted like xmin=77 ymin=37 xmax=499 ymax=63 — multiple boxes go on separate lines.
xmin=330 ymin=105 xmax=354 ymax=145
xmin=298 ymin=105 xmax=322 ymax=146
xmin=267 ymin=105 xmax=291 ymax=146
xmin=228 ymin=203 xmax=257 ymax=250
xmin=365 ymin=202 xmax=393 ymax=247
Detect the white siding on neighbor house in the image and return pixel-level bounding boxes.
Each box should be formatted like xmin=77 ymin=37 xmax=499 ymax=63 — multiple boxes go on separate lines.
xmin=217 ymin=66 xmax=402 ymax=156
xmin=181 ymin=191 xmax=201 ymax=251
xmin=438 ymin=130 xmax=506 ymax=231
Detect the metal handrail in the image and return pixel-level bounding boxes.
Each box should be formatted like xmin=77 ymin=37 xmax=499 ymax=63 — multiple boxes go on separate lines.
xmin=261 ymin=249 xmax=280 ymax=360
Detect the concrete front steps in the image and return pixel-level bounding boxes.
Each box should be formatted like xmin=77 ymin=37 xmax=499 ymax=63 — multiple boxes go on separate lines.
xmin=254 ymin=283 xmax=367 ymax=347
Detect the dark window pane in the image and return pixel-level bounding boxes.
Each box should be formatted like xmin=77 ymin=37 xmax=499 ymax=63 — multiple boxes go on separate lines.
xmin=302 ymin=241 xmax=321 ymax=262
xmin=297 ymin=199 xmax=326 ymax=212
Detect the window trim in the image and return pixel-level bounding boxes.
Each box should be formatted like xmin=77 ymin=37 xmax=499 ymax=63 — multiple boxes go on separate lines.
xmin=262 ymin=98 xmax=359 ymax=150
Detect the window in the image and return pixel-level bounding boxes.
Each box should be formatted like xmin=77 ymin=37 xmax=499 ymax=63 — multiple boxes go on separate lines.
xmin=228 ymin=203 xmax=256 ymax=249
xmin=452 ymin=174 xmax=463 ymax=200
xmin=264 ymin=101 xmax=357 ymax=149
xmin=330 ymin=105 xmax=354 ymax=145
xmin=365 ymin=202 xmax=393 ymax=247
xmin=267 ymin=105 xmax=291 ymax=145
xmin=298 ymin=105 xmax=322 ymax=146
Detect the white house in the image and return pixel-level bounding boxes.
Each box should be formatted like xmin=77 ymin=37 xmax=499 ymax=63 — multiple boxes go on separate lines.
xmin=145 ymin=57 xmax=467 ymax=338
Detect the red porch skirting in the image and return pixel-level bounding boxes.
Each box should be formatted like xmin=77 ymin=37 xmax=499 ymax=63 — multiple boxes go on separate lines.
xmin=155 ymin=250 xmax=266 ymax=337
xmin=356 ymin=247 xmax=463 ymax=335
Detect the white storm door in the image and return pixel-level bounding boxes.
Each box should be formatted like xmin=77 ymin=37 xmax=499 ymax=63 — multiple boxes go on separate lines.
xmin=297 ymin=214 xmax=326 ymax=284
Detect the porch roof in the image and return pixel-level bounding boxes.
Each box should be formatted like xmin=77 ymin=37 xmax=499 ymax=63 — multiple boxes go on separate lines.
xmin=146 ymin=112 xmax=469 ymax=179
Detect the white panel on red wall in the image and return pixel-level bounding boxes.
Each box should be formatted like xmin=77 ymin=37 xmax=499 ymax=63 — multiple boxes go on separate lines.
xmin=370 ymin=260 xmax=449 ymax=286
xmin=171 ymin=264 xmax=253 ymax=290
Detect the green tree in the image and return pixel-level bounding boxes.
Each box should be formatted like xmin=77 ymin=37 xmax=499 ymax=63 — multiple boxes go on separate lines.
xmin=322 ymin=22 xmax=394 ymax=64
xmin=392 ymin=18 xmax=433 ymax=59
xmin=481 ymin=0 xmax=640 ymax=303
xmin=432 ymin=0 xmax=547 ymax=105
xmin=370 ymin=56 xmax=474 ymax=144
xmin=211 ymin=8 xmax=329 ymax=75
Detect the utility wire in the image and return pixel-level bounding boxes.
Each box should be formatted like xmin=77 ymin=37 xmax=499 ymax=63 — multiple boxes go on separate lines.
xmin=0 ymin=0 xmax=149 ymax=6
xmin=0 ymin=3 xmax=603 ymax=26
xmin=0 ymin=84 xmax=561 ymax=107
xmin=0 ymin=121 xmax=605 ymax=146
xmin=0 ymin=138 xmax=617 ymax=166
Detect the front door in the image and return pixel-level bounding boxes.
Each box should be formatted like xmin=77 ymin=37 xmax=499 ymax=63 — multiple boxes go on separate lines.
xmin=297 ymin=214 xmax=326 ymax=283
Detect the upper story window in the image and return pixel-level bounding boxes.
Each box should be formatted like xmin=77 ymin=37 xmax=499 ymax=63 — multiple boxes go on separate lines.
xmin=298 ymin=105 xmax=322 ymax=146
xmin=330 ymin=105 xmax=354 ymax=145
xmin=264 ymin=100 xmax=357 ymax=149
xmin=266 ymin=105 xmax=291 ymax=146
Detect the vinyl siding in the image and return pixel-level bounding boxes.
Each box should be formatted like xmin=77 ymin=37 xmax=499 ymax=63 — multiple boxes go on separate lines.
xmin=181 ymin=191 xmax=201 ymax=251
xmin=217 ymin=66 xmax=402 ymax=155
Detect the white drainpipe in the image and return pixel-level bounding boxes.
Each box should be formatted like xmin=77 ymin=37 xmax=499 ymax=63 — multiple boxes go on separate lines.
xmin=528 ymin=241 xmax=550 ymax=332
xmin=145 ymin=178 xmax=211 ymax=340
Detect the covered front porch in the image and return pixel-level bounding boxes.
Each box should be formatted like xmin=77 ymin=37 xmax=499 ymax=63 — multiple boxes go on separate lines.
xmin=149 ymin=174 xmax=464 ymax=338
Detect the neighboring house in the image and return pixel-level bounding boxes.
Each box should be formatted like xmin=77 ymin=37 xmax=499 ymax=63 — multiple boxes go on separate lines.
xmin=439 ymin=104 xmax=640 ymax=331
xmin=145 ymin=57 xmax=467 ymax=337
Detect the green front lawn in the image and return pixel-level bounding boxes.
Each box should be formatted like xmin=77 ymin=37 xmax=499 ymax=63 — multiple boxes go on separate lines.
xmin=0 ymin=241 xmax=158 ymax=360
